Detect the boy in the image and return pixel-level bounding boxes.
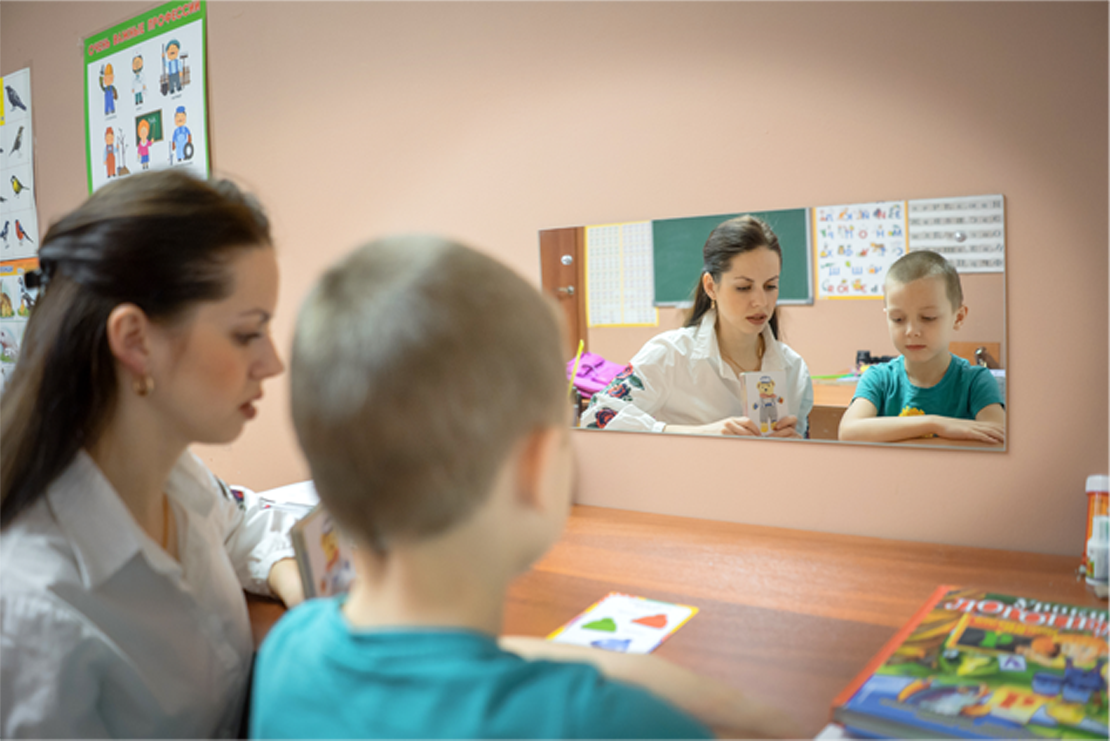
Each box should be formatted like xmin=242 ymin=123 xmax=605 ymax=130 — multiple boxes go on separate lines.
xmin=839 ymin=250 xmax=1005 ymax=444
xmin=251 ymin=236 xmax=798 ymax=739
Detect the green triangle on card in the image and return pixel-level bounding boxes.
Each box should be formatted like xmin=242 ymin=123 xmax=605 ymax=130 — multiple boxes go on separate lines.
xmin=582 ymin=617 xmax=617 ymax=632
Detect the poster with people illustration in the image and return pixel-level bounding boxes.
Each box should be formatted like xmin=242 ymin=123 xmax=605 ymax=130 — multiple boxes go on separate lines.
xmin=83 ymin=1 xmax=208 ymax=193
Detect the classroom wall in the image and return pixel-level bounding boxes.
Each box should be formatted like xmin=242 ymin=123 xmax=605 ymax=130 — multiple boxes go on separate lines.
xmin=589 ymin=273 xmax=1005 ymax=376
xmin=3 ymin=1 xmax=1106 ymax=556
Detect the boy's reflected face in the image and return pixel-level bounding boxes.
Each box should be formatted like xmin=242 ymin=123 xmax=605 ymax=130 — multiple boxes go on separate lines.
xmin=884 ymin=276 xmax=966 ymax=366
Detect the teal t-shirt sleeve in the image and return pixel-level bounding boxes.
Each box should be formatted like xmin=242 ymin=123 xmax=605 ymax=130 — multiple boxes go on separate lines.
xmin=967 ymin=365 xmax=1004 ymax=416
xmin=852 ymin=362 xmax=891 ymax=414
xmin=565 ymin=666 xmax=713 ymax=739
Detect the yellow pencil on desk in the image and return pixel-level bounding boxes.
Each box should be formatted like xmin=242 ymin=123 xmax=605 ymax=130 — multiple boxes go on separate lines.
xmin=568 ymin=339 xmax=585 ymax=398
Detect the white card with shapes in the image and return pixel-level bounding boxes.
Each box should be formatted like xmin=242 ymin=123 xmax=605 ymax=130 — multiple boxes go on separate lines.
xmin=547 ymin=592 xmax=698 ymax=654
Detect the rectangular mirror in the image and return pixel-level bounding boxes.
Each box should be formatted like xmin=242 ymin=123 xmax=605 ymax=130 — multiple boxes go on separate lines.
xmin=542 ymin=195 xmax=1006 ymax=450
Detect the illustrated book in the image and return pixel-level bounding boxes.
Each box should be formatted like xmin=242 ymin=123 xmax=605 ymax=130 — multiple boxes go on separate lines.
xmin=290 ymin=504 xmax=355 ymax=600
xmin=831 ymin=585 xmax=1108 ymax=739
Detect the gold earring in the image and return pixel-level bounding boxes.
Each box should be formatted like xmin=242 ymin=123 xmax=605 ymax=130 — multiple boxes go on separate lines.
xmin=133 ymin=375 xmax=154 ymax=396
xmin=711 ymin=298 xmax=717 ymax=311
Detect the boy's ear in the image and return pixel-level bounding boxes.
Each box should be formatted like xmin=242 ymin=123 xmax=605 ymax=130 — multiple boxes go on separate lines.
xmin=105 ymin=303 xmax=154 ymax=378
xmin=953 ymin=304 xmax=969 ymax=329
xmin=513 ymin=424 xmax=567 ymax=512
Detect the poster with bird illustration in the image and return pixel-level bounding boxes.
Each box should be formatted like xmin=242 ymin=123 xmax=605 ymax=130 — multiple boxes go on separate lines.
xmin=1 ymin=68 xmax=40 ymax=262
xmin=547 ymin=592 xmax=698 ymax=653
xmin=83 ymin=0 xmax=209 ymax=193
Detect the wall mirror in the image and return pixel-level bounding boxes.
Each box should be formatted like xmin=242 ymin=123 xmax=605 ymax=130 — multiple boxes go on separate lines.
xmin=540 ymin=195 xmax=1006 ymax=451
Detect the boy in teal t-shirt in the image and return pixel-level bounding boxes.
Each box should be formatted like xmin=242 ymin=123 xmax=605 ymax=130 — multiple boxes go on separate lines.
xmin=839 ymin=251 xmax=1006 ymax=444
xmin=250 ymin=237 xmax=798 ymax=739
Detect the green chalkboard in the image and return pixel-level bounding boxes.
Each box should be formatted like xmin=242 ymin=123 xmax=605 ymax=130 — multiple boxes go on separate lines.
xmin=652 ymin=208 xmax=812 ymax=305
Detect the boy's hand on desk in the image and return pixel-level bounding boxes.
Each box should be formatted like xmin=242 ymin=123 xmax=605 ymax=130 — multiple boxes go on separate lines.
xmin=932 ymin=417 xmax=1005 ymax=444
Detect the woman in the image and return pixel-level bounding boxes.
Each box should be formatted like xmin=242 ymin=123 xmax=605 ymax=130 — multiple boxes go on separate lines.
xmin=0 ymin=170 xmax=303 ymax=737
xmin=581 ymin=215 xmax=813 ymax=437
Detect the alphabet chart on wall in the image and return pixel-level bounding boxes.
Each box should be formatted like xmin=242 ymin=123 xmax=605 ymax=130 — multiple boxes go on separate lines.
xmin=813 ymin=200 xmax=907 ymax=300
xmin=83 ymin=0 xmax=209 ymax=193
xmin=585 ymin=221 xmax=658 ymax=327
xmin=907 ymin=195 xmax=1005 ymax=273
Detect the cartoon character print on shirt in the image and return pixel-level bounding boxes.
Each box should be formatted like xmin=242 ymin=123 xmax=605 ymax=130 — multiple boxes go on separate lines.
xmin=586 ymin=365 xmax=644 ymax=429
xmin=899 ymin=405 xmax=935 ymax=437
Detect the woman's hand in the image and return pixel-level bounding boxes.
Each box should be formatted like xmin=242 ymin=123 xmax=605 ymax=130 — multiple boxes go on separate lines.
xmin=768 ymin=415 xmax=802 ymax=438
xmin=267 ymin=558 xmax=305 ymax=608
xmin=665 ymin=417 xmax=761 ymax=436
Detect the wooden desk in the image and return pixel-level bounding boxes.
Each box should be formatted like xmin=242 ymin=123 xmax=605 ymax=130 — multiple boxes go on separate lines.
xmin=810 ymin=381 xmax=856 ymax=440
xmin=249 ymin=506 xmax=1102 ymax=737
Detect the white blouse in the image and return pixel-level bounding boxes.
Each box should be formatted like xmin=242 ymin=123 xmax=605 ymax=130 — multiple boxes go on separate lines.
xmin=580 ymin=309 xmax=814 ymax=436
xmin=0 ymin=450 xmax=296 ymax=738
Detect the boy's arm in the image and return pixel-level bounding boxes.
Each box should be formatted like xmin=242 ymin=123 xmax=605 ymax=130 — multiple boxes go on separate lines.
xmin=839 ymin=398 xmax=1005 ymax=444
xmin=499 ymin=636 xmax=801 ymax=739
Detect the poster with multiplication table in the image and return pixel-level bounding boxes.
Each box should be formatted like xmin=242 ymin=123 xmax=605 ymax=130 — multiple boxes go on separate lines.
xmin=547 ymin=592 xmax=698 ymax=653
xmin=814 ymin=200 xmax=907 ymax=300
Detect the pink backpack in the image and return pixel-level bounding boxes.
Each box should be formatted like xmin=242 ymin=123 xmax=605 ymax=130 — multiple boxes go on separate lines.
xmin=566 ymin=351 xmax=627 ymax=397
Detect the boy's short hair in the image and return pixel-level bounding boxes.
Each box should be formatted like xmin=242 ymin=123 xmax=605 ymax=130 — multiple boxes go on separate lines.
xmin=290 ymin=236 xmax=567 ymax=551
xmin=885 ymin=250 xmax=963 ymax=309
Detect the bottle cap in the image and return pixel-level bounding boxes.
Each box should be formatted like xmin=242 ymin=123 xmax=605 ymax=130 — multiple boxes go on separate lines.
xmin=1087 ymin=474 xmax=1110 ymax=492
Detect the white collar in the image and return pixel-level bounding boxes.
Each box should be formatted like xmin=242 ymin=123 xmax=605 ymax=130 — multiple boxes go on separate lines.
xmin=46 ymin=450 xmax=218 ymax=589
xmin=692 ymin=308 xmax=785 ymax=373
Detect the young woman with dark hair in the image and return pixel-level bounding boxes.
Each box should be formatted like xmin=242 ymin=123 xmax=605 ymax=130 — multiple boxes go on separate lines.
xmin=0 ymin=170 xmax=303 ymax=737
xmin=581 ymin=215 xmax=813 ymax=437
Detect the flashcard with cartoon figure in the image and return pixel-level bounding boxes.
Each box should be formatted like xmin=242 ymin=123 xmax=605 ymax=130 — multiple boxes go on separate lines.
xmin=739 ymin=370 xmax=788 ymax=436
xmin=291 ymin=504 xmax=356 ymax=600
xmin=83 ymin=1 xmax=209 ymax=193
xmin=547 ymin=593 xmax=698 ymax=654
xmin=1 ymin=67 xmax=41 ymax=262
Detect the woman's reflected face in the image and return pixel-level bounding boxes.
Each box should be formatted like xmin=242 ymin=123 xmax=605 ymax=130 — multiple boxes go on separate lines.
xmin=704 ymin=246 xmax=780 ymax=338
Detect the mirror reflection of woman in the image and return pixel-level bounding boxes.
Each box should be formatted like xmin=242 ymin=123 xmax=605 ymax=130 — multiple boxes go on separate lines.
xmin=0 ymin=170 xmax=303 ymax=737
xmin=581 ymin=216 xmax=813 ymax=437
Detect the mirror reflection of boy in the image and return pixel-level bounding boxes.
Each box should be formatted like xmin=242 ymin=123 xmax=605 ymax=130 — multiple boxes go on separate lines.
xmin=838 ymin=250 xmax=1005 ymax=444
xmin=250 ymin=236 xmax=799 ymax=739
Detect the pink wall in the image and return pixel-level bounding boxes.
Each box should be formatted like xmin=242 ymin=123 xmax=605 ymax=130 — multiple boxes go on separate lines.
xmin=3 ymin=2 xmax=1106 ymax=555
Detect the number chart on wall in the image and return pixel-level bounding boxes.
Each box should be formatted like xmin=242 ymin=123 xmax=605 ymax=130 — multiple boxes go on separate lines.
xmin=585 ymin=221 xmax=658 ymax=328
xmin=814 ymin=194 xmax=1005 ymax=300
xmin=83 ymin=0 xmax=209 ymax=193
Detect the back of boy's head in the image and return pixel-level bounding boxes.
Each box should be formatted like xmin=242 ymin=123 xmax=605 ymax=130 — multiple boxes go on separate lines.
xmin=885 ymin=250 xmax=963 ymax=309
xmin=290 ymin=236 xmax=567 ymax=551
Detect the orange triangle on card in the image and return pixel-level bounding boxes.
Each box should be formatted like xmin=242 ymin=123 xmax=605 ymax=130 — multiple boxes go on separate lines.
xmin=632 ymin=613 xmax=667 ymax=629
